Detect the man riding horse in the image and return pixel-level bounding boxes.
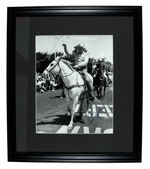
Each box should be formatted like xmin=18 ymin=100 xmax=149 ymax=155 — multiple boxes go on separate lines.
xmin=62 ymin=44 xmax=93 ymax=93
xmin=43 ymin=46 xmax=94 ymax=128
xmin=93 ymin=59 xmax=109 ymax=98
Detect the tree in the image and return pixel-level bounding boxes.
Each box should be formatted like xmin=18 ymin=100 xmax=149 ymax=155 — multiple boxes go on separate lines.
xmin=36 ymin=52 xmax=48 ymax=61
xmin=36 ymin=52 xmax=50 ymax=73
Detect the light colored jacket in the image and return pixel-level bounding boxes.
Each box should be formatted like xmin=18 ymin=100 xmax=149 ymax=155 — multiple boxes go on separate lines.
xmin=63 ymin=45 xmax=88 ymax=68
xmin=74 ymin=53 xmax=88 ymax=67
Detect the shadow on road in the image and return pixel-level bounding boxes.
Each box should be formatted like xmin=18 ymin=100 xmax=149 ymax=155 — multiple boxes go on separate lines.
xmin=37 ymin=114 xmax=70 ymax=125
xmin=37 ymin=114 xmax=85 ymax=126
xmin=49 ymin=95 xmax=63 ymax=99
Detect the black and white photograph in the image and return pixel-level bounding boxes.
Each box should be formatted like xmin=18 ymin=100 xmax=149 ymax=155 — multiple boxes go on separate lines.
xmin=6 ymin=6 xmax=143 ymax=163
xmin=35 ymin=35 xmax=113 ymax=134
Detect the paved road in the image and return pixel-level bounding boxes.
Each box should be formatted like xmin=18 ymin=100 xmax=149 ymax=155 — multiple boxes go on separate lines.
xmin=36 ymin=82 xmax=113 ymax=134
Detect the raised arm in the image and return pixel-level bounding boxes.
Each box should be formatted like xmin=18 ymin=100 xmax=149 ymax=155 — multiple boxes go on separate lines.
xmin=62 ymin=44 xmax=70 ymax=56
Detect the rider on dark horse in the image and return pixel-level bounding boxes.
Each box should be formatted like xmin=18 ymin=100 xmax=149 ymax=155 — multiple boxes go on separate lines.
xmin=94 ymin=59 xmax=109 ymax=87
xmin=87 ymin=58 xmax=93 ymax=76
xmin=95 ymin=59 xmax=105 ymax=74
xmin=62 ymin=44 xmax=93 ymax=93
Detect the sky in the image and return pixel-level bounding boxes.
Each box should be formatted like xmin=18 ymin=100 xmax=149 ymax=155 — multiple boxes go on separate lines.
xmin=36 ymin=35 xmax=113 ymax=63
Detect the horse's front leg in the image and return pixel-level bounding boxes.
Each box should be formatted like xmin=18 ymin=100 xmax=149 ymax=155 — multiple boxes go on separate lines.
xmin=99 ymin=86 xmax=102 ymax=98
xmin=68 ymin=96 xmax=79 ymax=129
xmin=78 ymin=99 xmax=84 ymax=120
xmin=66 ymin=97 xmax=71 ymax=116
xmin=102 ymin=80 xmax=107 ymax=98
xmin=64 ymin=89 xmax=71 ymax=116
xmin=103 ymin=86 xmax=106 ymax=98
xmin=96 ymin=87 xmax=99 ymax=98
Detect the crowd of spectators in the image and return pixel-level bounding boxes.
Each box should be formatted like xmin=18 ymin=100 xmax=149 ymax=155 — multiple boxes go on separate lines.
xmin=36 ymin=73 xmax=58 ymax=93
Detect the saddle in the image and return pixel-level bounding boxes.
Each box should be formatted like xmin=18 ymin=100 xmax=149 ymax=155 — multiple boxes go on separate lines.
xmin=78 ymin=72 xmax=92 ymax=92
xmin=62 ymin=60 xmax=91 ymax=92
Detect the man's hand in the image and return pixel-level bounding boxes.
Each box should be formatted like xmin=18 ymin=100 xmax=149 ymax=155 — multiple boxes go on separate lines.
xmin=62 ymin=44 xmax=67 ymax=47
xmin=63 ymin=44 xmax=70 ymax=56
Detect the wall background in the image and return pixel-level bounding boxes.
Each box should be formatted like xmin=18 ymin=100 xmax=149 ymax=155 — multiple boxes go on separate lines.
xmin=0 ymin=0 xmax=148 ymax=168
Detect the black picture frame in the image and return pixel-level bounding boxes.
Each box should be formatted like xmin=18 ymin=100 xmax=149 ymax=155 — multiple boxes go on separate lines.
xmin=7 ymin=6 xmax=142 ymax=162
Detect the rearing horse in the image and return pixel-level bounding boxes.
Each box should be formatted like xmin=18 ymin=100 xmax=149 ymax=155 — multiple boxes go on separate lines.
xmin=43 ymin=56 xmax=93 ymax=129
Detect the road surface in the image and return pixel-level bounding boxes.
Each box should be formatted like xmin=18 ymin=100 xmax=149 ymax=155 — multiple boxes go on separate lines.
xmin=36 ymin=81 xmax=113 ymax=134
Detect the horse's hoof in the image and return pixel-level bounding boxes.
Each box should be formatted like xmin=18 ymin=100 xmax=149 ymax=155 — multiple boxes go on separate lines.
xmin=67 ymin=125 xmax=72 ymax=129
xmin=66 ymin=112 xmax=71 ymax=116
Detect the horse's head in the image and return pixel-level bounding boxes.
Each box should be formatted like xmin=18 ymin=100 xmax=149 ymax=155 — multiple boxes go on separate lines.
xmin=43 ymin=55 xmax=61 ymax=76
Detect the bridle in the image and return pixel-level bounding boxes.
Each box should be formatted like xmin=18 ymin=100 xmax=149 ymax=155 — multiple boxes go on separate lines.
xmin=44 ymin=58 xmax=85 ymax=100
xmin=45 ymin=58 xmax=74 ymax=78
xmin=45 ymin=59 xmax=61 ymax=77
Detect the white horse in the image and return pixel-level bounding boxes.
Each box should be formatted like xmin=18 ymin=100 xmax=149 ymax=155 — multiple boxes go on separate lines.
xmin=43 ymin=56 xmax=93 ymax=129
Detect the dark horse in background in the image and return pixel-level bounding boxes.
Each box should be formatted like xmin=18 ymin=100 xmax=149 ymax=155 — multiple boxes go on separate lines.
xmin=93 ymin=66 xmax=107 ymax=99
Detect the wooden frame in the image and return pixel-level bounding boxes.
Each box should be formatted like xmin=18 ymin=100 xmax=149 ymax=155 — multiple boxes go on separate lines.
xmin=7 ymin=6 xmax=142 ymax=162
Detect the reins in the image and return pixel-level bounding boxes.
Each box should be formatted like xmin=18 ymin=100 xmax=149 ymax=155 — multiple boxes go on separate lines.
xmin=60 ymin=61 xmax=85 ymax=90
xmin=44 ymin=58 xmax=98 ymax=102
xmin=45 ymin=58 xmax=85 ymax=100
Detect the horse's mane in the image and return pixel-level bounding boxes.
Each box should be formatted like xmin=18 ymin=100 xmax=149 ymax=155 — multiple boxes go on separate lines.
xmin=61 ymin=59 xmax=75 ymax=72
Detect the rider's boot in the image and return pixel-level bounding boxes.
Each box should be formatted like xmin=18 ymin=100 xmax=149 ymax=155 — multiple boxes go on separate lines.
xmin=86 ymin=81 xmax=92 ymax=92
xmin=86 ymin=81 xmax=95 ymax=100
xmin=81 ymin=71 xmax=95 ymax=100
